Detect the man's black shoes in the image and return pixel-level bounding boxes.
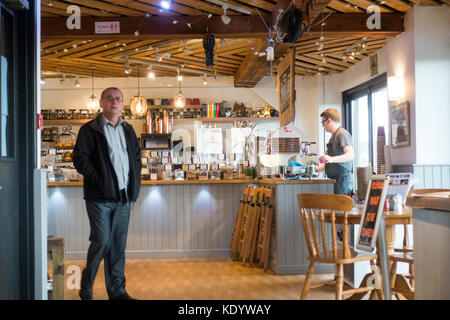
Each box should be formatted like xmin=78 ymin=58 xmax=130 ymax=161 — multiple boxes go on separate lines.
xmin=109 ymin=293 xmax=137 ymax=300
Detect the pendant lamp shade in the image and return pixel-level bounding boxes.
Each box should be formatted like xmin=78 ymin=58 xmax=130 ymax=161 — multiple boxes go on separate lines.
xmin=130 ymin=66 xmax=147 ymax=117
xmin=87 ymin=68 xmax=100 ymax=112
xmin=174 ymin=67 xmax=186 ymax=109
xmin=174 ymin=93 xmax=185 ymax=109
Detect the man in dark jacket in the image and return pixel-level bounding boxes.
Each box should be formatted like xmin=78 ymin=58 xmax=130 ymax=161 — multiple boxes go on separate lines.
xmin=73 ymin=87 xmax=142 ymax=300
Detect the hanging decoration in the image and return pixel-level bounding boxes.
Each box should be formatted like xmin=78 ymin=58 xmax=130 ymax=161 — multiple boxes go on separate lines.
xmin=129 ymin=65 xmax=148 ymax=118
xmin=203 ymin=32 xmax=215 ymax=67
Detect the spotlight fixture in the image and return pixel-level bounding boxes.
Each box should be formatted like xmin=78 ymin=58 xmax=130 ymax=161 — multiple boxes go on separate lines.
xmin=86 ymin=67 xmax=100 ymax=112
xmin=154 ymin=48 xmax=162 ymax=62
xmin=162 ymin=52 xmax=171 ymax=59
xmin=129 ymin=66 xmax=148 ymax=118
xmin=202 ymin=75 xmax=207 ymax=86
xmin=124 ymin=57 xmax=132 ymax=74
xmin=341 ymin=37 xmax=367 ymax=62
xmin=161 ymin=0 xmax=171 ymax=10
xmin=220 ymin=39 xmax=226 ymax=47
xmin=221 ymin=6 xmax=231 ymax=25
xmin=183 ymin=40 xmax=192 ymax=55
xmin=74 ymin=79 xmax=81 ymax=88
xmin=40 ymin=77 xmax=46 ymax=85
xmin=147 ymin=66 xmax=155 ymax=79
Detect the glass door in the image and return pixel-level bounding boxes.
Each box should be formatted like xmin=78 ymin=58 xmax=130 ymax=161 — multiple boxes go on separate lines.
xmin=343 ymin=74 xmax=387 ymax=192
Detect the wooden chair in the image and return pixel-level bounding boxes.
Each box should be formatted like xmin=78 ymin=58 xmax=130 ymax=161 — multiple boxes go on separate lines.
xmin=389 ymin=222 xmax=415 ymax=300
xmin=297 ymin=193 xmax=383 ymax=300
xmin=241 ymin=187 xmax=264 ymax=266
xmin=230 ymin=186 xmax=250 ymax=260
xmin=256 ymin=187 xmax=274 ymax=272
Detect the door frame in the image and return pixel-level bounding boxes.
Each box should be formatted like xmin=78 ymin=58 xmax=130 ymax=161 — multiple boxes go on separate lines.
xmin=0 ymin=0 xmax=39 ymax=299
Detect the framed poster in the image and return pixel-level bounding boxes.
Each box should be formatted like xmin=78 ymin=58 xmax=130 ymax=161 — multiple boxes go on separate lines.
xmin=277 ymin=47 xmax=295 ymax=127
xmin=370 ymin=54 xmax=378 ymax=77
xmin=390 ymin=101 xmax=410 ymax=148
xmin=356 ymin=175 xmax=389 ymax=252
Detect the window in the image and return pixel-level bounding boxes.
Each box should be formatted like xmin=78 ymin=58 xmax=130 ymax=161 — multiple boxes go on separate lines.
xmin=0 ymin=9 xmax=13 ymax=158
xmin=343 ymin=74 xmax=388 ymax=190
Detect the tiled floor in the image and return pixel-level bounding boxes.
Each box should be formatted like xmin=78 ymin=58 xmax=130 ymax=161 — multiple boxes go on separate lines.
xmin=61 ymin=258 xmax=343 ymax=300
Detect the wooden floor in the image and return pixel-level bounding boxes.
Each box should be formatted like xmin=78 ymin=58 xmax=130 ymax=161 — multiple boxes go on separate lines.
xmin=61 ymin=258 xmax=344 ymax=300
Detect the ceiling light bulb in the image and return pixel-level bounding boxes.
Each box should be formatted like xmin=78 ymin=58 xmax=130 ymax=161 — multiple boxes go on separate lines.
xmin=40 ymin=77 xmax=46 ymax=85
xmin=221 ymin=7 xmax=231 ymax=25
xmin=162 ymin=52 xmax=171 ymax=58
xmin=177 ymin=75 xmax=183 ymax=81
xmin=161 ymin=0 xmax=171 ymax=10
xmin=75 ymin=79 xmax=81 ymax=87
xmin=203 ymin=78 xmax=207 ymax=85
xmin=147 ymin=67 xmax=155 ymax=79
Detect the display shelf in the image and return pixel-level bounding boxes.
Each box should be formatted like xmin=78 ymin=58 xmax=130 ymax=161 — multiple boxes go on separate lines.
xmin=200 ymin=117 xmax=279 ymax=122
xmin=125 ymin=105 xmax=203 ymax=110
xmin=44 ymin=119 xmax=91 ymax=125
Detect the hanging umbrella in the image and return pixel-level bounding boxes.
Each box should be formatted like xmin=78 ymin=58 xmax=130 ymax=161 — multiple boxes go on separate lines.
xmin=203 ymin=32 xmax=215 ymax=67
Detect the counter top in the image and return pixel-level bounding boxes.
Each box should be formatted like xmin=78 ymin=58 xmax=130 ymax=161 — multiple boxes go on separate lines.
xmin=406 ymin=189 xmax=450 ymax=212
xmin=47 ymin=178 xmax=334 ymax=187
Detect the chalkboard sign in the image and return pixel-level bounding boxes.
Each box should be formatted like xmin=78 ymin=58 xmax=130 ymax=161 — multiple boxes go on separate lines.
xmin=277 ymin=48 xmax=295 ymax=127
xmin=356 ymin=175 xmax=389 ymax=251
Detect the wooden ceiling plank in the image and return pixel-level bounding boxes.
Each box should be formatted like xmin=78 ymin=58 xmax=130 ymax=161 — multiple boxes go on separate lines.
xmin=171 ymin=0 xmax=227 ymax=15
xmin=297 ymin=54 xmax=347 ymax=71
xmin=327 ymin=0 xmax=365 ymax=13
xmin=343 ymin=0 xmax=394 ymax=12
xmin=236 ymin=0 xmax=275 ymax=11
xmin=408 ymin=0 xmax=440 ymax=6
xmin=139 ymin=0 xmax=207 ymax=15
xmin=41 ymin=0 xmax=119 ymax=17
xmin=110 ymin=0 xmax=175 ymax=16
xmin=63 ymin=0 xmax=145 ymax=16
xmin=381 ymin=0 xmax=412 ymax=12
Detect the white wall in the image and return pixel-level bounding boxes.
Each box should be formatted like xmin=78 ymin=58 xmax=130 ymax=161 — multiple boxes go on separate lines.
xmin=413 ymin=6 xmax=450 ymax=164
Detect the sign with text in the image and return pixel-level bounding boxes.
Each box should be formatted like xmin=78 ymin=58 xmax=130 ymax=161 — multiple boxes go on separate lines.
xmin=356 ymin=175 xmax=389 ymax=251
xmin=95 ymin=21 xmax=120 ymax=34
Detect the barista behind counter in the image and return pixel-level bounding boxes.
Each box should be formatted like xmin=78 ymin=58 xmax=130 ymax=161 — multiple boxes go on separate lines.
xmin=317 ymin=108 xmax=354 ymax=195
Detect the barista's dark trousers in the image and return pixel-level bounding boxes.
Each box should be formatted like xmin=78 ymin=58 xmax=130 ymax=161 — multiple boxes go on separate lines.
xmin=80 ymin=189 xmax=130 ymax=299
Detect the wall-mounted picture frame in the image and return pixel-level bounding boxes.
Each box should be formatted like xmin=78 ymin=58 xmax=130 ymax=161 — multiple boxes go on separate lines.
xmin=390 ymin=101 xmax=410 ymax=148
xmin=277 ymin=47 xmax=295 ymax=127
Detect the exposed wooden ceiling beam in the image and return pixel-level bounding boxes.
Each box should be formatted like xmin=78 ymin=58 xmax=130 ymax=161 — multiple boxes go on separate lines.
xmin=41 ymin=13 xmax=405 ymax=41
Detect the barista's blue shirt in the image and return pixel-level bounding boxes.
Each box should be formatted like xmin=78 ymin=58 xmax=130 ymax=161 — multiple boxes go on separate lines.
xmin=101 ymin=115 xmax=129 ymax=191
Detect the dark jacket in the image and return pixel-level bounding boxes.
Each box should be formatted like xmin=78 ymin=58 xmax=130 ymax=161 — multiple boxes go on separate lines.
xmin=73 ymin=115 xmax=142 ymax=203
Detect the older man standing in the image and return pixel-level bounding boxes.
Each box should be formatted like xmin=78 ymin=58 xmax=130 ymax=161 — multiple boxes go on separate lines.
xmin=73 ymin=87 xmax=142 ymax=300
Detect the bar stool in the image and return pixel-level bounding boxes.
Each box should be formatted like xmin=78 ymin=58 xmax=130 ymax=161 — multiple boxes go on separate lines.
xmin=297 ymin=193 xmax=383 ymax=300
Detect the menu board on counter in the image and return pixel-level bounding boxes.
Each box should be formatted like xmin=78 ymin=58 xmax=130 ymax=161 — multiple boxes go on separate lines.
xmin=196 ymin=128 xmax=223 ymax=154
xmin=356 ymin=175 xmax=389 ymax=252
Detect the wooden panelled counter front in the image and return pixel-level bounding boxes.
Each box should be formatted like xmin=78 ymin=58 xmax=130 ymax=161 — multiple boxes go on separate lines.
xmin=47 ymin=179 xmax=334 ymax=275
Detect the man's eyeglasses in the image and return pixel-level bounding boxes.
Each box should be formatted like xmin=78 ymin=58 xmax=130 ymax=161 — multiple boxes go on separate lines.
xmin=321 ymin=118 xmax=328 ymax=124
xmin=102 ymin=96 xmax=124 ymax=103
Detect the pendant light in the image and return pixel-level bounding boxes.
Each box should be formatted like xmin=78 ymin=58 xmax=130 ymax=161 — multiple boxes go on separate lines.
xmin=86 ymin=67 xmax=100 ymax=112
xmin=174 ymin=67 xmax=185 ymax=109
xmin=130 ymin=65 xmax=148 ymax=118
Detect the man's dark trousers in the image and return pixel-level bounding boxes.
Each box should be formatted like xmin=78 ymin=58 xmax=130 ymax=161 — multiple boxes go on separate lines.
xmin=80 ymin=191 xmax=131 ymax=299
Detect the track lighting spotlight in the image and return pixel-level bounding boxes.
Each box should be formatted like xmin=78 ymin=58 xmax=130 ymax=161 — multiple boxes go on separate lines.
xmin=221 ymin=6 xmax=231 ymax=25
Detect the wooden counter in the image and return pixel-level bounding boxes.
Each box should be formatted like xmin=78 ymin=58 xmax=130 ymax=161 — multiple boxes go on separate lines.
xmin=47 ymin=178 xmax=334 ymax=187
xmin=46 ymin=177 xmax=333 ymax=273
